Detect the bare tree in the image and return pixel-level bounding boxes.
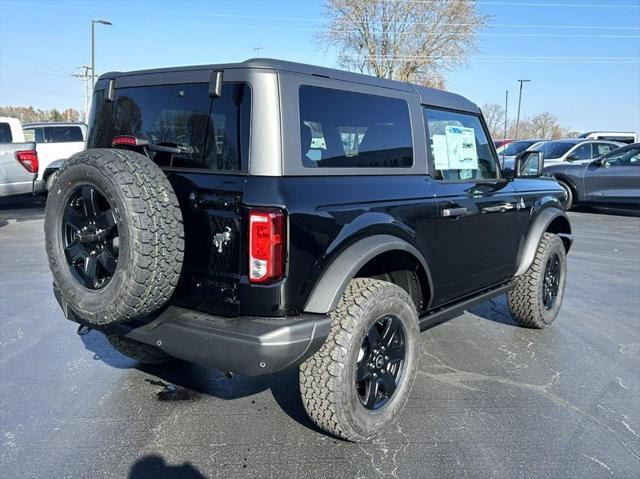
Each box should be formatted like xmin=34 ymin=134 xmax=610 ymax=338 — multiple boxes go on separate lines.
xmin=506 ymin=113 xmax=570 ymax=139
xmin=481 ymin=103 xmax=506 ymax=139
xmin=318 ymin=0 xmax=487 ymax=88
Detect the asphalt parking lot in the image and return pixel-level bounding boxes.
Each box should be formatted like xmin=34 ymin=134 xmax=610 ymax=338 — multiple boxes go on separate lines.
xmin=0 ymin=196 xmax=638 ymax=479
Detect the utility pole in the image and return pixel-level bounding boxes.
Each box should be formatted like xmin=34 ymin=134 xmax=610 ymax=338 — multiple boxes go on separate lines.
xmin=72 ymin=66 xmax=92 ymax=123
xmin=514 ymin=79 xmax=531 ymax=140
xmin=503 ymin=90 xmax=509 ymax=141
xmin=254 ymin=47 xmax=264 ymax=58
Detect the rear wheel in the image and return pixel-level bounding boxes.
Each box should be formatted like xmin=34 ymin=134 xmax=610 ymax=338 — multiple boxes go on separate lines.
xmin=508 ymin=233 xmax=567 ymax=328
xmin=107 ymin=336 xmax=174 ymax=364
xmin=299 ymin=278 xmax=419 ymax=442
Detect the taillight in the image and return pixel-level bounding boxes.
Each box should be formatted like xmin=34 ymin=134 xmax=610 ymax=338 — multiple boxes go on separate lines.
xmin=249 ymin=209 xmax=285 ymax=284
xmin=16 ymin=150 xmax=38 ymax=173
xmin=111 ymin=135 xmax=148 ymax=147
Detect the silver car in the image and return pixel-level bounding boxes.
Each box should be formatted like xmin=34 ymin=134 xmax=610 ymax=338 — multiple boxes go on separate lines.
xmin=530 ymin=139 xmax=622 ymax=166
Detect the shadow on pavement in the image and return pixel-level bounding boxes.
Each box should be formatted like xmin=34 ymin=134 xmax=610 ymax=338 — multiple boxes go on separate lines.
xmin=572 ymin=205 xmax=639 ymax=217
xmin=80 ymin=331 xmax=326 ymax=436
xmin=0 ymin=194 xmax=45 ymax=226
xmin=78 ymin=296 xmax=519 ymax=436
xmin=129 ymin=454 xmax=205 ymax=479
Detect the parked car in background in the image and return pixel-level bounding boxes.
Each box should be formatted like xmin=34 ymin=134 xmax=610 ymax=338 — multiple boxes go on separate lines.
xmin=544 ymin=143 xmax=640 ymax=210
xmin=529 ymin=139 xmax=622 ymax=166
xmin=0 ymin=117 xmax=38 ymax=197
xmin=579 ymin=131 xmax=638 ymax=145
xmin=493 ymin=139 xmax=513 ymax=149
xmin=23 ymin=122 xmax=86 ymax=192
xmin=497 ymin=139 xmax=545 ymax=170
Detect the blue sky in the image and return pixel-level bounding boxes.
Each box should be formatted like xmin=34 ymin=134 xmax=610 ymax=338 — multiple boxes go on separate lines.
xmin=1 ymin=0 xmax=639 ymax=133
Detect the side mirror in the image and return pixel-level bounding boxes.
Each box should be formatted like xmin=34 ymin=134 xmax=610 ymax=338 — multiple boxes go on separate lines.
xmin=515 ymin=151 xmax=544 ymax=177
xmin=566 ymin=154 xmax=580 ymax=162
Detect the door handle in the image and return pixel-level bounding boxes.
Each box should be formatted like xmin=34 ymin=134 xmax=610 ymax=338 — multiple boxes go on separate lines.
xmin=441 ymin=207 xmax=469 ymax=217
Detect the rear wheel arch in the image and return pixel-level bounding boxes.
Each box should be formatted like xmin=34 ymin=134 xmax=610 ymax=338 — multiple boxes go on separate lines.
xmin=303 ymin=235 xmax=433 ymax=315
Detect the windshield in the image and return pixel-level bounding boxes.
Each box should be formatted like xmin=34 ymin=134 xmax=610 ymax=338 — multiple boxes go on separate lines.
xmin=530 ymin=141 xmax=576 ymax=159
xmin=496 ymin=140 xmax=538 ymax=156
xmin=602 ymin=147 xmax=640 ymax=165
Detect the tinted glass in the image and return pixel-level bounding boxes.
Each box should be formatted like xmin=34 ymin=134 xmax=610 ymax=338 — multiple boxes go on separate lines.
xmin=88 ymin=82 xmax=251 ymax=172
xmin=497 ymin=140 xmax=538 ymax=156
xmin=44 ymin=126 xmax=84 ymax=143
xmin=87 ymin=89 xmax=109 ymax=148
xmin=0 ymin=123 xmax=12 ymax=143
xmin=603 ymin=147 xmax=640 ymax=166
xmin=424 ymin=108 xmax=498 ymax=180
xmin=299 ymin=86 xmax=413 ymax=168
xmin=530 ymin=141 xmax=575 ymax=159
xmin=572 ymin=143 xmax=592 ymax=160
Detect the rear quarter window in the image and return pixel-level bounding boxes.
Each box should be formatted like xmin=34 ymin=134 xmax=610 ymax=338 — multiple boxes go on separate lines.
xmin=299 ymin=86 xmax=413 ymax=168
xmin=0 ymin=123 xmax=12 ymax=143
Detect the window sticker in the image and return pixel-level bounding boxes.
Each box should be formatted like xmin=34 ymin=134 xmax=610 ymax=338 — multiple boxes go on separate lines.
xmin=445 ymin=126 xmax=478 ymax=170
xmin=432 ymin=134 xmax=449 ymax=170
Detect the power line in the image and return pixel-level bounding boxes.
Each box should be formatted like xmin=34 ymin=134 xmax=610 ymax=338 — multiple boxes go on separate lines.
xmin=355 ymin=55 xmax=640 ymax=64
xmin=0 ymin=50 xmax=73 ymax=74
xmin=0 ymin=66 xmax=72 ymax=78
xmin=382 ymin=0 xmax=640 ymax=7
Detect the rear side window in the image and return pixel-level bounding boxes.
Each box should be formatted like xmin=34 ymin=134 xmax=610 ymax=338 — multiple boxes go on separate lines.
xmin=594 ymin=143 xmax=615 ymax=156
xmin=23 ymin=128 xmax=45 ymax=142
xmin=43 ymin=126 xmax=84 ymax=143
xmin=424 ymin=108 xmax=498 ymax=180
xmin=88 ymin=82 xmax=251 ymax=172
xmin=299 ymin=86 xmax=413 ymax=168
xmin=0 ymin=123 xmax=12 ymax=143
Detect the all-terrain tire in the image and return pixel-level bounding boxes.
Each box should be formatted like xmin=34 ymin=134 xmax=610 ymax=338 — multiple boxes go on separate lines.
xmin=107 ymin=335 xmax=174 ymax=364
xmin=299 ymin=278 xmax=419 ymax=442
xmin=508 ymin=232 xmax=567 ymax=328
xmin=45 ymin=148 xmax=184 ymax=326
xmin=557 ymin=180 xmax=574 ymax=211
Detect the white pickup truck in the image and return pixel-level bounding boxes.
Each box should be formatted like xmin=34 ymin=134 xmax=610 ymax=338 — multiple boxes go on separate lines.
xmin=0 ymin=117 xmax=38 ymax=197
xmin=23 ymin=122 xmax=87 ymax=191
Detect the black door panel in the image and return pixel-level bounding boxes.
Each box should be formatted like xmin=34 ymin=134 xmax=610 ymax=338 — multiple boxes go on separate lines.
xmin=432 ymin=180 xmax=520 ymax=304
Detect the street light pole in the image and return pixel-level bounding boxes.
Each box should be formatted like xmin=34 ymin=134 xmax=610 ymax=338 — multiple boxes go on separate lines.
xmin=514 ymin=79 xmax=531 ymax=139
xmin=91 ymin=19 xmax=112 ymax=87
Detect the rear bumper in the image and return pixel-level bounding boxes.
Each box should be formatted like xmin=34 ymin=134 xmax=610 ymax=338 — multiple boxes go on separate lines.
xmin=54 ymin=288 xmax=330 ymax=376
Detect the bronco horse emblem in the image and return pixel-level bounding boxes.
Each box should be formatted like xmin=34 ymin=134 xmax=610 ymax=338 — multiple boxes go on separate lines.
xmin=213 ymin=226 xmax=232 ymax=253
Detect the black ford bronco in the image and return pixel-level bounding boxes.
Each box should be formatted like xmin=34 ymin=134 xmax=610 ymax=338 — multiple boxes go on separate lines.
xmin=45 ymin=59 xmax=572 ymax=442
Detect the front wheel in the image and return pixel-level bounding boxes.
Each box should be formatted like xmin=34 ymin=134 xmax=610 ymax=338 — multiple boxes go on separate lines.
xmin=508 ymin=233 xmax=567 ymax=328
xmin=299 ymin=278 xmax=419 ymax=442
xmin=557 ymin=180 xmax=573 ymax=211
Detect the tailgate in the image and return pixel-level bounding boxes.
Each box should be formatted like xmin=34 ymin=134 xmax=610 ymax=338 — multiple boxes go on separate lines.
xmin=166 ymin=172 xmax=247 ymax=317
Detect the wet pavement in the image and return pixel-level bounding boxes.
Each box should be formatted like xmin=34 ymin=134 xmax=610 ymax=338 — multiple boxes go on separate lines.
xmin=1 ymin=196 xmax=639 ymax=478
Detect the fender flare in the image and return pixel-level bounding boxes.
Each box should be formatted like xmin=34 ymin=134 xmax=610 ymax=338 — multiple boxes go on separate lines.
xmin=515 ymin=207 xmax=573 ymax=276
xmin=303 ymin=234 xmax=433 ymax=314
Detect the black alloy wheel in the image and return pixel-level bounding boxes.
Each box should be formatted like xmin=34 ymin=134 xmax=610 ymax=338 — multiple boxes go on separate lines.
xmin=62 ymin=185 xmax=119 ymax=290
xmin=542 ymin=253 xmax=561 ymax=310
xmin=356 ymin=315 xmax=406 ymax=410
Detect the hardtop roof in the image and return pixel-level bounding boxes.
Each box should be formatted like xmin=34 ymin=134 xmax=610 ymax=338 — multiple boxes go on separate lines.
xmin=101 ymin=58 xmax=480 ymax=113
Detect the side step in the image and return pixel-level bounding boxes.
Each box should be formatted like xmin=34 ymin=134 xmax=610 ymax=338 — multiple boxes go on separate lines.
xmin=419 ymin=283 xmax=514 ymax=331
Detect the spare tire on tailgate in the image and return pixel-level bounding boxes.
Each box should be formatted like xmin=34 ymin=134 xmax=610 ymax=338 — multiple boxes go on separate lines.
xmin=45 ymin=148 xmax=184 ymax=326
